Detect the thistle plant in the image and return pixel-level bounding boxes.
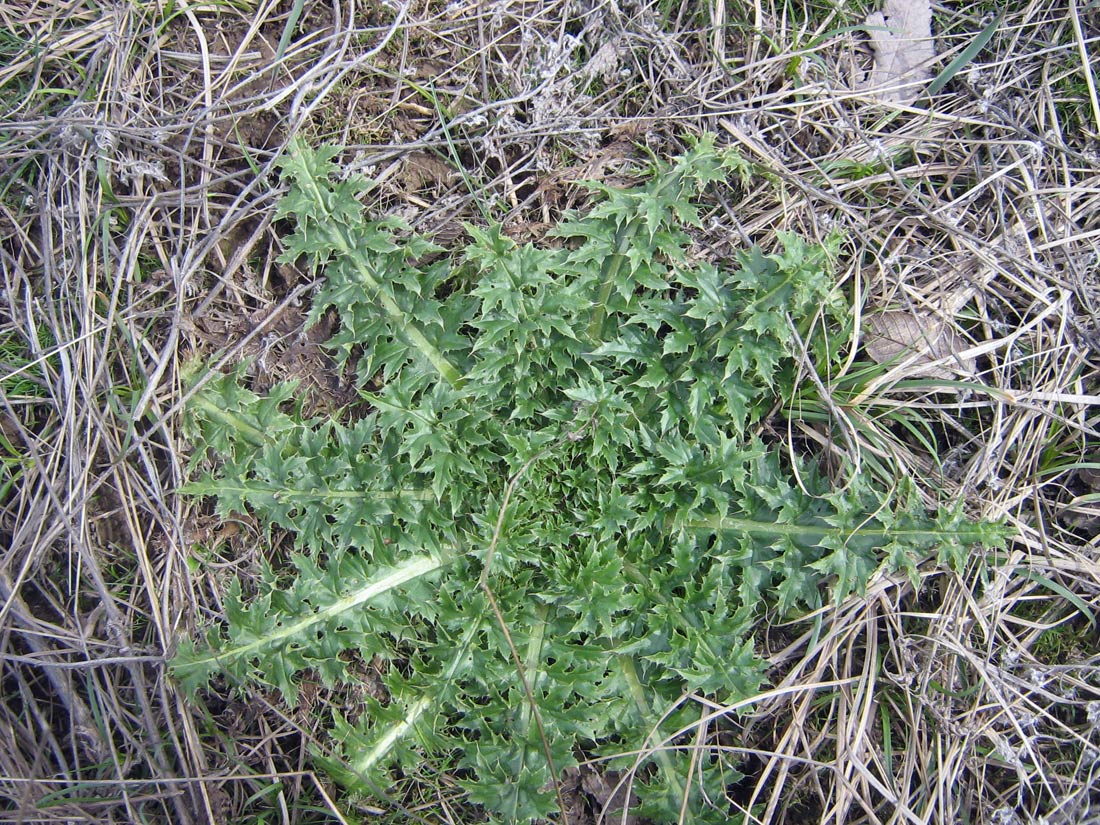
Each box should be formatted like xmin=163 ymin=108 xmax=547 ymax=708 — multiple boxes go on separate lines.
xmin=173 ymin=136 xmax=1006 ymax=822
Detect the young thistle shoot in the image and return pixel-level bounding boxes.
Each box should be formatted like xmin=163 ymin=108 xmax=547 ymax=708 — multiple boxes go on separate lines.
xmin=174 ymin=135 xmax=1006 ymax=824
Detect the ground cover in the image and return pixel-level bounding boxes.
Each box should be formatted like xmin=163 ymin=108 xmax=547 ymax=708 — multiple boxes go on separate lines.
xmin=1 ymin=0 xmax=1098 ymax=822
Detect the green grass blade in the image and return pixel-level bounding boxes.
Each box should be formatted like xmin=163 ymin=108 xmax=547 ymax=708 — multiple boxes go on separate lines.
xmin=1024 ymin=570 xmax=1097 ymax=630
xmin=275 ymin=0 xmax=305 ymax=62
xmin=924 ymin=10 xmax=1006 ymax=99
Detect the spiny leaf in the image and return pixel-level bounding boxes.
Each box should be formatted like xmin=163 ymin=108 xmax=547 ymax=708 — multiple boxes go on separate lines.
xmin=175 ymin=135 xmax=1009 ymax=824
xmin=171 ymin=553 xmax=449 ymax=704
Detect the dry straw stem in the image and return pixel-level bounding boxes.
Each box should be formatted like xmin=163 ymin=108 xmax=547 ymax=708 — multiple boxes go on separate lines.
xmin=1 ymin=0 xmax=1098 ymax=822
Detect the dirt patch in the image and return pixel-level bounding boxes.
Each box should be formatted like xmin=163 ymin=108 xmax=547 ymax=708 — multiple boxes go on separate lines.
xmin=560 ymin=764 xmax=639 ymax=825
xmin=183 ymin=298 xmax=357 ymax=413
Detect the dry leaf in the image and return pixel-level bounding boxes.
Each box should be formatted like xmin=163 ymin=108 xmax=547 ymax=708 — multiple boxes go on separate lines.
xmin=865 ymin=310 xmax=974 ymax=378
xmin=583 ymin=38 xmax=623 ymax=82
xmin=862 ymin=0 xmax=935 ymax=104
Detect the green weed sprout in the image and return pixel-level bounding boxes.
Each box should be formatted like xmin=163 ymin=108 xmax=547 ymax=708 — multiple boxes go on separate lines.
xmin=173 ymin=135 xmax=1007 ymax=823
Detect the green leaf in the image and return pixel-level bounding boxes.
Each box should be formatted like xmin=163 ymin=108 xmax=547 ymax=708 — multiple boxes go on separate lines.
xmin=174 ymin=134 xmax=1010 ymax=823
xmin=171 ymin=554 xmax=450 ymax=702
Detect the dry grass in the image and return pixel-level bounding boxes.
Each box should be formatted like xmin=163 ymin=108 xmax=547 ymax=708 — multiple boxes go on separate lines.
xmin=1 ymin=0 xmax=1098 ymax=822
